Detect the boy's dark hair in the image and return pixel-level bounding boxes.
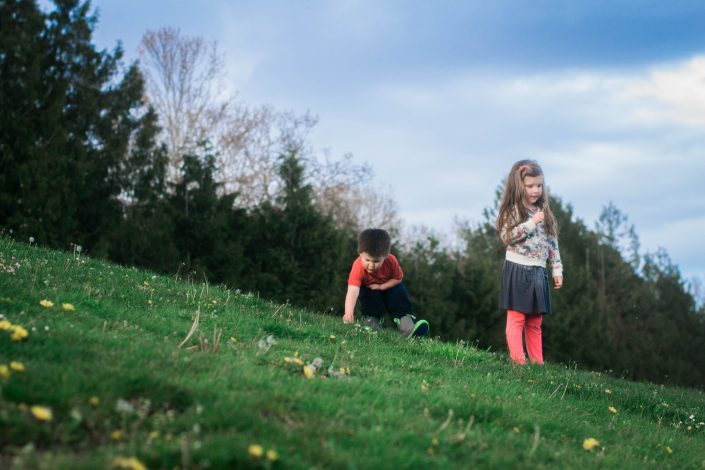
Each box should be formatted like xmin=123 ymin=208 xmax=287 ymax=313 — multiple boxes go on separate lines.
xmin=357 ymin=228 xmax=391 ymax=257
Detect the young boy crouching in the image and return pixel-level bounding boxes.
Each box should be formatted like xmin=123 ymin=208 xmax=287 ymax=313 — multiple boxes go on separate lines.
xmin=342 ymin=228 xmax=429 ymax=338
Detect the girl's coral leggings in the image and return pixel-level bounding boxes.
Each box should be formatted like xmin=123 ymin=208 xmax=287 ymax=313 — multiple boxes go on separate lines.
xmin=505 ymin=310 xmax=544 ymax=365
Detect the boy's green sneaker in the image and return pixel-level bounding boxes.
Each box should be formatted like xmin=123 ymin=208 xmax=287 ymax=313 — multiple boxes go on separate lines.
xmin=394 ymin=315 xmax=429 ymax=338
xmin=362 ymin=316 xmax=382 ymax=331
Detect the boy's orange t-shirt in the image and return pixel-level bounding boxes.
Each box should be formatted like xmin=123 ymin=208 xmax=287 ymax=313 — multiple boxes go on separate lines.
xmin=347 ymin=254 xmax=403 ymax=287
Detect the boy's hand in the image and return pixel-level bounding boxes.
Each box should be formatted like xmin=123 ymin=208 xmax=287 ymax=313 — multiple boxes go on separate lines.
xmin=342 ymin=312 xmax=354 ymax=324
xmin=553 ymin=276 xmax=563 ymax=289
xmin=368 ymin=284 xmax=382 ymax=291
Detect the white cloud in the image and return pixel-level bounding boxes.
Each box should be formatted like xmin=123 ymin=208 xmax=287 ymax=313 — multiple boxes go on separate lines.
xmin=304 ymin=54 xmax=705 ymax=281
xmin=624 ymin=56 xmax=705 ymax=128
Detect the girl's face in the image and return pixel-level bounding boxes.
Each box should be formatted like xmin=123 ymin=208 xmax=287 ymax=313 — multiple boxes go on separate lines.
xmin=523 ymin=175 xmax=544 ymax=207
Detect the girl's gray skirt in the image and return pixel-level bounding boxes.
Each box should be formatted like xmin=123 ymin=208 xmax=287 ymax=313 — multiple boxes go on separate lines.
xmin=498 ymin=260 xmax=552 ymax=315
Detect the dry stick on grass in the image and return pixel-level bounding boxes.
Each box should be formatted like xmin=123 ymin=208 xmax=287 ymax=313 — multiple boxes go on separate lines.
xmin=200 ymin=326 xmax=223 ymax=353
xmin=561 ymin=363 xmax=578 ymax=400
xmin=271 ymin=303 xmax=287 ymax=319
xmin=449 ymin=415 xmax=475 ymax=444
xmin=453 ymin=344 xmax=464 ymax=368
xmin=434 ymin=409 xmax=455 ymax=436
xmin=199 ymin=277 xmax=209 ymax=303
xmin=178 ymin=306 xmax=201 ymax=349
xmin=529 ymin=425 xmax=541 ymax=456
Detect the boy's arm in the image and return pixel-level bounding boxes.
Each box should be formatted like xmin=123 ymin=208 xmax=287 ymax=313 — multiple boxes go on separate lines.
xmin=342 ymin=285 xmax=360 ymax=323
xmin=368 ymin=254 xmax=403 ymax=291
xmin=369 ymin=278 xmax=401 ymax=291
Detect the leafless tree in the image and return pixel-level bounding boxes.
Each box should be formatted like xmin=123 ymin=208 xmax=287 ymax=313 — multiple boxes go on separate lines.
xmin=140 ymin=27 xmax=230 ymax=182
xmin=139 ymin=27 xmax=401 ymax=232
xmin=308 ymin=152 xmax=401 ymax=233
xmin=217 ymin=104 xmax=318 ymax=207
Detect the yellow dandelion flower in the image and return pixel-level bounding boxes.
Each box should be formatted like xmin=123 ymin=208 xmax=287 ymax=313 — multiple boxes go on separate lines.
xmin=111 ymin=430 xmax=124 ymax=441
xmin=608 ymin=406 xmax=618 ymax=414
xmin=113 ymin=456 xmax=147 ymax=470
xmin=230 ymin=336 xmax=237 ymax=343
xmin=665 ymin=446 xmax=673 ymax=454
xmin=266 ymin=449 xmax=278 ymax=462
xmin=248 ymin=444 xmax=264 ymax=459
xmin=0 ymin=364 xmax=9 ymax=379
xmin=303 ymin=365 xmax=315 ymax=378
xmin=0 ymin=319 xmax=11 ymax=330
xmin=10 ymin=361 xmax=25 ymax=372
xmin=292 ymin=357 xmax=305 ymax=366
xmin=328 ymin=334 xmax=336 ymax=340
xmin=512 ymin=426 xmax=521 ymax=433
xmin=339 ymin=367 xmax=347 ymax=375
xmin=605 ymin=388 xmax=612 ymax=395
xmin=62 ymin=303 xmax=75 ymax=312
xmin=30 ymin=405 xmax=53 ymax=421
xmin=89 ymin=396 xmax=100 ymax=407
xmin=39 ymin=299 xmax=54 ymax=308
xmin=582 ymin=438 xmax=600 ymax=451
xmin=420 ymin=380 xmax=429 ymax=392
xmin=11 ymin=325 xmax=28 ymax=341
xmin=147 ymin=299 xmax=153 ymax=305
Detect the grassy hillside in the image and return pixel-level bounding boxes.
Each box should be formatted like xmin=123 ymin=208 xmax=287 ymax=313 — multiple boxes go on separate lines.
xmin=1 ymin=236 xmax=704 ymax=469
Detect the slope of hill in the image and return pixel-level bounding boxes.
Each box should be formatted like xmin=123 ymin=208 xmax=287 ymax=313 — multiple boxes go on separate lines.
xmin=1 ymin=236 xmax=704 ymax=469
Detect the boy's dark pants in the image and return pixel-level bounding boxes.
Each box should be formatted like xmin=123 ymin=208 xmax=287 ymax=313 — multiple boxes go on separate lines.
xmin=358 ymin=283 xmax=413 ymax=319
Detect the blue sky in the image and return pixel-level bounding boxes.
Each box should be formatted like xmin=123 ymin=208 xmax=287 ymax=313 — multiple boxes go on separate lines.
xmin=85 ymin=0 xmax=705 ymax=288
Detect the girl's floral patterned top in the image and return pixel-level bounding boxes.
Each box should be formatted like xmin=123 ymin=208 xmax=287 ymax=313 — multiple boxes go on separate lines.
xmin=500 ymin=208 xmax=563 ymax=277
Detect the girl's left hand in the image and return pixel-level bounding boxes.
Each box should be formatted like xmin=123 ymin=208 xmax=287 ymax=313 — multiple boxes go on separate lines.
xmin=553 ymin=276 xmax=563 ymax=289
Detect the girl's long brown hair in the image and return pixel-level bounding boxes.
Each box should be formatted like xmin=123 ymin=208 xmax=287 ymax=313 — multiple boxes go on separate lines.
xmin=496 ymin=159 xmax=558 ymax=239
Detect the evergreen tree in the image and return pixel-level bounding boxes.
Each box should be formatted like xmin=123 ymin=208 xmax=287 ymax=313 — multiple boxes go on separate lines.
xmin=166 ymin=145 xmax=249 ymax=286
xmin=0 ymin=0 xmax=52 ymax=239
xmin=106 ymin=109 xmax=178 ymax=272
xmin=402 ymin=235 xmax=459 ymax=338
xmin=243 ymin=152 xmax=351 ymax=312
xmin=0 ymin=0 xmax=157 ymax=254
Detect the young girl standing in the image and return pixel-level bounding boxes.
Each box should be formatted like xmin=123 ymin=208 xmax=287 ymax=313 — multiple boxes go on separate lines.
xmin=496 ymin=160 xmax=563 ymax=365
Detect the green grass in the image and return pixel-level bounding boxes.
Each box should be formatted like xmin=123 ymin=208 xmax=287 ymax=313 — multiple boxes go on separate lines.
xmin=1 ymin=236 xmax=704 ymax=469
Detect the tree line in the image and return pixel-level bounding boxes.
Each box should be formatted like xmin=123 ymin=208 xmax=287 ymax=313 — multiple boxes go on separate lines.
xmin=2 ymin=0 xmax=704 ymax=388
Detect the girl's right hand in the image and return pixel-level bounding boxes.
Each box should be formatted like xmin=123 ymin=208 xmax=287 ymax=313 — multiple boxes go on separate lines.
xmin=532 ymin=210 xmax=545 ymax=224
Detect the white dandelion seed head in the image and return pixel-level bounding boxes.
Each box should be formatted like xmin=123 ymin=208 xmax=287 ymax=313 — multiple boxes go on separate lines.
xmin=310 ymin=357 xmax=324 ymax=369
xmin=115 ymin=398 xmax=136 ymax=414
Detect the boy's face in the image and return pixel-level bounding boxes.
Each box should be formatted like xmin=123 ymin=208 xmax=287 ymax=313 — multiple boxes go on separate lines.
xmin=360 ymin=252 xmax=386 ymax=274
